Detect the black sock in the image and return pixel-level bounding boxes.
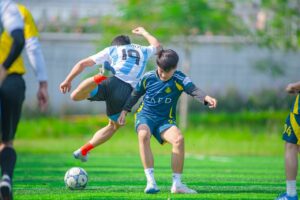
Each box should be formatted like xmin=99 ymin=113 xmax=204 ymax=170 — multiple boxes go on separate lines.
xmin=0 ymin=147 xmax=17 ymax=179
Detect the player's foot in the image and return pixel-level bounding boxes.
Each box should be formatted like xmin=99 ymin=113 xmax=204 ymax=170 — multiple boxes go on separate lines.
xmin=73 ymin=149 xmax=88 ymax=162
xmin=144 ymin=182 xmax=160 ymax=194
xmin=276 ymin=193 xmax=298 ymax=200
xmin=0 ymin=174 xmax=12 ymax=200
xmin=171 ymin=183 xmax=197 ymax=194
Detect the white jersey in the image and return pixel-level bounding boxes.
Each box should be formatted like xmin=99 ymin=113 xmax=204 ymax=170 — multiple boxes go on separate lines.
xmin=90 ymin=43 xmax=157 ymax=88
xmin=0 ymin=0 xmax=23 ymax=35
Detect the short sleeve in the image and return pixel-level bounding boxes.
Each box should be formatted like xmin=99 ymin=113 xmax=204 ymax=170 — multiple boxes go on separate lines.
xmin=182 ymin=76 xmax=194 ymax=91
xmin=89 ymin=47 xmax=110 ymax=65
xmin=173 ymin=71 xmax=194 ymax=92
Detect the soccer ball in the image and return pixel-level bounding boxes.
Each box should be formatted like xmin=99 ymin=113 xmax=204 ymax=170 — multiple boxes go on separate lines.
xmin=64 ymin=167 xmax=88 ymax=190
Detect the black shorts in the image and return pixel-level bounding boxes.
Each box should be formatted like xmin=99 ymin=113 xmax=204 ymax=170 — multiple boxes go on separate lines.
xmin=88 ymin=76 xmax=133 ymax=119
xmin=0 ymin=74 xmax=25 ymax=142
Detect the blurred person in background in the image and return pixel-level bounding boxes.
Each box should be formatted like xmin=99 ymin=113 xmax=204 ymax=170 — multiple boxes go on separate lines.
xmin=0 ymin=1 xmax=48 ymax=199
xmin=277 ymin=81 xmax=300 ymax=200
xmin=60 ymin=27 xmax=161 ymax=162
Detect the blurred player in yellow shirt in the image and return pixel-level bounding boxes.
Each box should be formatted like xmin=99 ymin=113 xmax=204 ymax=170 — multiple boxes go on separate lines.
xmin=0 ymin=3 xmax=48 ymax=104
xmin=0 ymin=2 xmax=48 ymax=199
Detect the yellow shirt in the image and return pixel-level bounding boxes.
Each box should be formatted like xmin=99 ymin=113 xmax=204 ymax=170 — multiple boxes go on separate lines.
xmin=0 ymin=4 xmax=39 ymax=75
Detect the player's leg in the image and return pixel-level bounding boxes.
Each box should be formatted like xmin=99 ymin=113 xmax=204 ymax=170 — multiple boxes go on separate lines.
xmin=161 ymin=125 xmax=197 ymax=194
xmin=71 ymin=74 xmax=107 ymax=101
xmin=90 ymin=120 xmax=120 ymax=146
xmin=161 ymin=126 xmax=184 ymax=174
xmin=72 ymin=77 xmax=106 ymax=162
xmin=70 ymin=61 xmax=111 ymax=101
xmin=73 ymin=120 xmax=120 ymax=162
xmin=0 ymin=74 xmax=25 ymax=200
xmin=137 ymin=124 xmax=159 ymax=194
xmin=277 ymin=113 xmax=300 ymax=200
xmin=84 ymin=76 xmax=130 ymax=149
xmin=74 ymin=76 xmax=130 ymax=162
xmin=285 ymin=142 xmax=299 ymax=195
xmin=138 ymin=124 xmax=154 ymax=169
xmin=0 ymin=142 xmax=15 ymax=200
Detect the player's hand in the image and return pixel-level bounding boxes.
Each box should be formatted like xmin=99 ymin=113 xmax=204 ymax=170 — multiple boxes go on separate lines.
xmin=286 ymin=83 xmax=299 ymax=94
xmin=132 ymin=27 xmax=148 ymax=36
xmin=204 ymin=96 xmax=217 ymax=109
xmin=37 ymin=81 xmax=49 ymax=112
xmin=60 ymin=80 xmax=72 ymax=94
xmin=118 ymin=110 xmax=128 ymax=126
xmin=0 ymin=65 xmax=7 ymax=87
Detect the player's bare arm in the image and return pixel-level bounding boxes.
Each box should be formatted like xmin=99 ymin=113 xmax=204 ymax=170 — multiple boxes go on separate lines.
xmin=286 ymin=81 xmax=300 ymax=94
xmin=132 ymin=27 xmax=161 ymax=50
xmin=60 ymin=58 xmax=95 ymax=94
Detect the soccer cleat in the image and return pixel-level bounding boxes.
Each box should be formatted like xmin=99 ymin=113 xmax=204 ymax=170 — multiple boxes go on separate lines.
xmin=73 ymin=149 xmax=88 ymax=162
xmin=171 ymin=183 xmax=197 ymax=194
xmin=144 ymin=182 xmax=160 ymax=194
xmin=0 ymin=174 xmax=12 ymax=200
xmin=276 ymin=193 xmax=298 ymax=200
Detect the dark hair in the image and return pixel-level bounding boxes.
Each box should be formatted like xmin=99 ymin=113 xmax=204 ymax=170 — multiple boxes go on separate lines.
xmin=156 ymin=49 xmax=179 ymax=72
xmin=111 ymin=35 xmax=131 ymax=46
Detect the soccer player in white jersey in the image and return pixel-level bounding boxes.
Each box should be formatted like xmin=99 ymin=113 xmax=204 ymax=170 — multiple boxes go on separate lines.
xmin=60 ymin=27 xmax=161 ymax=162
xmin=0 ymin=0 xmax=25 ymax=199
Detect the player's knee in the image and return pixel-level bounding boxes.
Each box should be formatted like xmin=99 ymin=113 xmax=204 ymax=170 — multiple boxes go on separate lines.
xmin=70 ymin=90 xmax=80 ymax=101
xmin=113 ymin=124 xmax=120 ymax=131
xmin=108 ymin=121 xmax=119 ymax=132
xmin=71 ymin=88 xmax=90 ymax=101
xmin=112 ymin=123 xmax=120 ymax=131
xmin=0 ymin=141 xmax=13 ymax=151
xmin=173 ymin=135 xmax=184 ymax=147
xmin=138 ymin=131 xmax=151 ymax=144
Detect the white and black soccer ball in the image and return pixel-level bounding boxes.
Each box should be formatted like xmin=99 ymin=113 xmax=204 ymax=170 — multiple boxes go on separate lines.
xmin=64 ymin=167 xmax=88 ymax=190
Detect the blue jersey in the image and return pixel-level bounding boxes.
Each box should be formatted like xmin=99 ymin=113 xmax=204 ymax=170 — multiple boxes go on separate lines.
xmin=90 ymin=44 xmax=156 ymax=88
xmin=133 ymin=70 xmax=197 ymax=120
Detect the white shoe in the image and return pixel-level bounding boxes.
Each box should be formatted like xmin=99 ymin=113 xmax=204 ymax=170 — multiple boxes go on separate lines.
xmin=73 ymin=149 xmax=88 ymax=162
xmin=171 ymin=183 xmax=197 ymax=194
xmin=144 ymin=182 xmax=160 ymax=194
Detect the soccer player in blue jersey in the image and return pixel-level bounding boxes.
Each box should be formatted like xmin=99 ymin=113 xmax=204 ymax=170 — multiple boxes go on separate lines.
xmin=276 ymin=81 xmax=300 ymax=200
xmin=118 ymin=49 xmax=217 ymax=194
xmin=60 ymin=27 xmax=161 ymax=162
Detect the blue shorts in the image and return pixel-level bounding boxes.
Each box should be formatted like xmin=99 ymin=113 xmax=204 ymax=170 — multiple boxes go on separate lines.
xmin=135 ymin=113 xmax=176 ymax=144
xmin=283 ymin=113 xmax=300 ymax=144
